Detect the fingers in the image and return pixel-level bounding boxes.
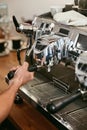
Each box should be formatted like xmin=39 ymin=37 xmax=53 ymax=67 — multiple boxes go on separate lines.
xmin=22 ymin=62 xmax=29 ymax=70
xmin=10 ymin=62 xmax=29 ymax=71
xmin=9 ymin=61 xmax=34 ymax=87
xmin=10 ymin=65 xmax=21 ymax=71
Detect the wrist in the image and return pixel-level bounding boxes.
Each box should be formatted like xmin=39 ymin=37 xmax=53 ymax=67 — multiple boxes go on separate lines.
xmin=9 ymin=78 xmax=22 ymax=92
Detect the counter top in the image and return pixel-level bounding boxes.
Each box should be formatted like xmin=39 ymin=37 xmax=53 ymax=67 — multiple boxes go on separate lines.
xmin=0 ymin=51 xmax=58 ymax=130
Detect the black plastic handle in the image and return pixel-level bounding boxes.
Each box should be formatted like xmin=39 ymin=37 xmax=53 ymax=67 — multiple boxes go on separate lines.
xmin=7 ymin=64 xmax=38 ymax=81
xmin=12 ymin=15 xmax=19 ymax=29
xmin=46 ymin=91 xmax=82 ymax=114
xmin=7 ymin=70 xmax=16 ymax=80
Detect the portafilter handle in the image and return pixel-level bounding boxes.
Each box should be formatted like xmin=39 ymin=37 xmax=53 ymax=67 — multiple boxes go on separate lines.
xmin=46 ymin=91 xmax=82 ymax=114
xmin=5 ymin=64 xmax=40 ymax=84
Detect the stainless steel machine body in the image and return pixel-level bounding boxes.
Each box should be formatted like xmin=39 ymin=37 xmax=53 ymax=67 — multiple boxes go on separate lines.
xmin=18 ymin=17 xmax=87 ymax=130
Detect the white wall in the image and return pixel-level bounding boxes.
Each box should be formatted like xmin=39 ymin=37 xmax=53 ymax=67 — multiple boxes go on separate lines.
xmin=0 ymin=0 xmax=74 ymax=21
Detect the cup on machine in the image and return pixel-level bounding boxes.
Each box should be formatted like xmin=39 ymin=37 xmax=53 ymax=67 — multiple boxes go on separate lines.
xmin=8 ymin=36 xmax=24 ymax=51
xmin=0 ymin=39 xmax=8 ymax=53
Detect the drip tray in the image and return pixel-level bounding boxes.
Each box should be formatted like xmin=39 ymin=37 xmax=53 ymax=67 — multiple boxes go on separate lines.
xmin=62 ymin=107 xmax=87 ymax=130
xmin=19 ymin=78 xmax=68 ymax=106
xmin=19 ymin=75 xmax=87 ymax=130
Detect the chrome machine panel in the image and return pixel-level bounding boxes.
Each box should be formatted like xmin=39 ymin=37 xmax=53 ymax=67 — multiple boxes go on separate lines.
xmin=16 ymin=17 xmax=87 ymax=130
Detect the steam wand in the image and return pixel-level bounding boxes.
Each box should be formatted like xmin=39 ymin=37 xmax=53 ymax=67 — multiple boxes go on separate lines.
xmin=17 ymin=47 xmax=29 ymax=65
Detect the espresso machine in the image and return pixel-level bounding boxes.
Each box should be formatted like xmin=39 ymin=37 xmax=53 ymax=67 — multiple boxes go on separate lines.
xmin=6 ymin=16 xmax=87 ymax=130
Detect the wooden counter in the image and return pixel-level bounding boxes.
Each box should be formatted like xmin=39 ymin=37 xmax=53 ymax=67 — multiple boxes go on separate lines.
xmin=0 ymin=51 xmax=58 ymax=130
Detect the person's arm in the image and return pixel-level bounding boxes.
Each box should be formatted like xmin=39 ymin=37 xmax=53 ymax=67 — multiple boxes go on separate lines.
xmin=0 ymin=62 xmax=34 ymax=123
xmin=0 ymin=83 xmax=20 ymax=123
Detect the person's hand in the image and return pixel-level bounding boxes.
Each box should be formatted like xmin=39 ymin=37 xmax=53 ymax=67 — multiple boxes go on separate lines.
xmin=9 ymin=62 xmax=34 ymax=89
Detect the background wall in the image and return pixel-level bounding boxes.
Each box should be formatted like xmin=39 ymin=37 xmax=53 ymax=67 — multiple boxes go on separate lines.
xmin=0 ymin=0 xmax=74 ymax=21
